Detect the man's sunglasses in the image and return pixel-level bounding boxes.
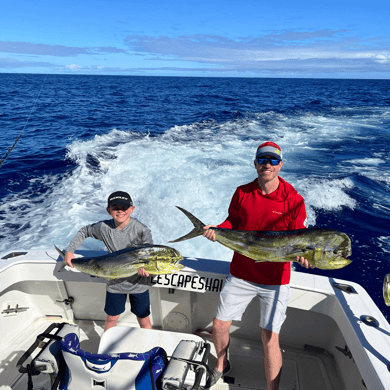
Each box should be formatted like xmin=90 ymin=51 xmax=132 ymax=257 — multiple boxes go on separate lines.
xmin=256 ymin=158 xmax=281 ymax=166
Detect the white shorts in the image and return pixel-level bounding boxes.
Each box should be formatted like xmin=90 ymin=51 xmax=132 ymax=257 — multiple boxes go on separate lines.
xmin=215 ymin=274 xmax=290 ymax=334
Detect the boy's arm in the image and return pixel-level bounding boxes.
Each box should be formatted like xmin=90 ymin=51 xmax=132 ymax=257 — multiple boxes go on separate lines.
xmin=63 ymin=251 xmax=75 ymax=268
xmin=64 ymin=223 xmax=104 ymax=267
xmin=137 ymin=225 xmax=154 ymax=277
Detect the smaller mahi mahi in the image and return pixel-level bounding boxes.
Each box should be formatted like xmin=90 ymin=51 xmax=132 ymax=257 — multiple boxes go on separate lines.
xmin=55 ymin=244 xmax=184 ymax=279
xmin=169 ymin=206 xmax=352 ymax=270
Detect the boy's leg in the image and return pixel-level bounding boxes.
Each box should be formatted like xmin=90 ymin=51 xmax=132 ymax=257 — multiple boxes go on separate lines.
xmin=105 ymin=314 xmax=121 ymax=331
xmin=137 ymin=315 xmax=152 ymax=329
xmin=104 ymin=291 xmax=127 ymax=331
xmin=129 ymin=290 xmax=152 ymax=329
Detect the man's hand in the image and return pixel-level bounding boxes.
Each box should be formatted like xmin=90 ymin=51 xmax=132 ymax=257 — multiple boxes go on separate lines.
xmin=203 ymin=225 xmax=217 ymax=242
xmin=296 ymin=256 xmax=315 ymax=269
xmin=138 ymin=268 xmax=150 ymax=277
xmin=64 ymin=251 xmax=75 ymax=268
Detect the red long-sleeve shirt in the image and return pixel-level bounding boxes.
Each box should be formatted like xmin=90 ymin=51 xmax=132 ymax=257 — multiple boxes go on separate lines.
xmin=218 ymin=177 xmax=307 ymax=285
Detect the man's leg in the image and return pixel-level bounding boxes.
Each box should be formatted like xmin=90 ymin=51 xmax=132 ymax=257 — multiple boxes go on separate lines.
xmin=204 ymin=318 xmax=232 ymax=388
xmin=205 ymin=274 xmax=255 ymax=388
xmin=212 ymin=318 xmax=232 ymax=372
xmin=137 ymin=315 xmax=152 ymax=329
xmin=257 ymin=284 xmax=290 ymax=390
xmin=262 ymin=328 xmax=282 ymax=390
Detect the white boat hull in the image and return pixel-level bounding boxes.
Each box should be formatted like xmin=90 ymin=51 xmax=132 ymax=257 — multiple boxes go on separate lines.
xmin=1 ymin=248 xmax=390 ymax=389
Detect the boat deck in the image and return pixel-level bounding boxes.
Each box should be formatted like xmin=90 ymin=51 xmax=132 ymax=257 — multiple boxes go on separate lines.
xmin=2 ymin=318 xmax=347 ymax=390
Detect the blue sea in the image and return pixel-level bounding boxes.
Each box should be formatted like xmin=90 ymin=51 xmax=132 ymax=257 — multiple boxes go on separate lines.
xmin=1 ymin=74 xmax=390 ymax=318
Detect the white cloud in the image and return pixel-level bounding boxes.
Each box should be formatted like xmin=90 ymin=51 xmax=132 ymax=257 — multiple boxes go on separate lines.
xmin=372 ymin=54 xmax=389 ymax=64
xmin=66 ymin=64 xmax=81 ymax=70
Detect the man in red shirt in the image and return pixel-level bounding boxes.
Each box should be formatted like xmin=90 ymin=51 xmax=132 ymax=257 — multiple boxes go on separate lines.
xmin=203 ymin=142 xmax=313 ymax=390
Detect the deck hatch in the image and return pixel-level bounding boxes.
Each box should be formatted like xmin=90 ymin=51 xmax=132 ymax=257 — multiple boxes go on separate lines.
xmin=332 ymin=282 xmax=357 ymax=294
xmin=1 ymin=251 xmax=28 ymax=260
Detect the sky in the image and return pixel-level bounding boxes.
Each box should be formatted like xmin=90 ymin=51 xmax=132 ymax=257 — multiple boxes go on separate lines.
xmin=0 ymin=0 xmax=389 ymax=79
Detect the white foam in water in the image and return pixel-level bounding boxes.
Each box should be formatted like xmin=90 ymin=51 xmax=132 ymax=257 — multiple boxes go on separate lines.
xmin=345 ymin=157 xmax=390 ymax=185
xmin=346 ymin=158 xmax=384 ymax=166
xmin=0 ymin=114 xmax=365 ymax=259
xmin=377 ymin=237 xmax=390 ymax=254
xmin=294 ymin=177 xmax=357 ymax=226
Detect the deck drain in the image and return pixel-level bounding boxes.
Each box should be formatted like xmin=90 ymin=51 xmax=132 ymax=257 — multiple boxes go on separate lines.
xmin=360 ymin=315 xmax=379 ymax=328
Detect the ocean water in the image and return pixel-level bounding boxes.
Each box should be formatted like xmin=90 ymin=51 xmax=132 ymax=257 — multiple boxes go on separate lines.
xmin=1 ymin=74 xmax=390 ymax=318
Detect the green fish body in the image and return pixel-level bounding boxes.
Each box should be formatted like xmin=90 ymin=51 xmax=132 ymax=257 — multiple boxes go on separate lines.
xmin=169 ymin=206 xmax=352 ymax=270
xmin=55 ymin=244 xmax=184 ymax=279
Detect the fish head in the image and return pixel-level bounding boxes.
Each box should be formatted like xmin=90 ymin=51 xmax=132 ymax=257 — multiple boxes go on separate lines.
xmin=143 ymin=246 xmax=185 ymax=274
xmin=314 ymin=231 xmax=352 ymax=270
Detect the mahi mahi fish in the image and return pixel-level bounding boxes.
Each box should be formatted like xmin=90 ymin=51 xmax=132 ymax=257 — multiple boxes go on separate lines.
xmin=169 ymin=206 xmax=352 ymax=270
xmin=55 ymin=244 xmax=184 ymax=278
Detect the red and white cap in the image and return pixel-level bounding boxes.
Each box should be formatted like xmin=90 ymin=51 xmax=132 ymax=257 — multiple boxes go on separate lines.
xmin=255 ymin=141 xmax=282 ymax=160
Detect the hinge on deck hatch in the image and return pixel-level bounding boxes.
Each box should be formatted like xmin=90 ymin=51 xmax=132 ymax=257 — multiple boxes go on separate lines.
xmin=335 ymin=345 xmax=352 ymax=359
xmin=56 ymin=297 xmax=75 ymax=305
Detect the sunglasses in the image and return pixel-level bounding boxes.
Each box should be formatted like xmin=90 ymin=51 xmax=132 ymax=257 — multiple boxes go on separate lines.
xmin=111 ymin=205 xmax=129 ymax=211
xmin=256 ymin=158 xmax=281 ymax=166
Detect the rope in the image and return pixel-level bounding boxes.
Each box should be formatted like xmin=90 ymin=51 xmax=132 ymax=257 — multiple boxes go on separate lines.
xmin=26 ymin=364 xmax=34 ymax=390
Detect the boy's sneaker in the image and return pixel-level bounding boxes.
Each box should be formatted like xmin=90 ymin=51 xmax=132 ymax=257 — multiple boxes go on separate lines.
xmin=204 ymin=360 xmax=232 ymax=388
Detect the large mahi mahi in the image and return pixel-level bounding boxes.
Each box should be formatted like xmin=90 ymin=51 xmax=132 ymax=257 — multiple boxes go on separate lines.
xmin=169 ymin=206 xmax=352 ymax=270
xmin=55 ymin=244 xmax=184 ymax=278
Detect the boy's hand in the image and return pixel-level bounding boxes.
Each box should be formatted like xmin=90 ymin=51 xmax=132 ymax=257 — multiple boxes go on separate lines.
xmin=203 ymin=225 xmax=217 ymax=242
xmin=64 ymin=251 xmax=75 ymax=268
xmin=138 ymin=268 xmax=150 ymax=277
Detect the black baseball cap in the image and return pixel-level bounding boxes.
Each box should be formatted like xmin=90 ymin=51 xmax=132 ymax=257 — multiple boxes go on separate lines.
xmin=107 ymin=191 xmax=133 ymax=209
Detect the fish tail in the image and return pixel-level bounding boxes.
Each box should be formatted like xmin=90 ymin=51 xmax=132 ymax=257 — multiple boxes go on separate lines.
xmin=54 ymin=244 xmax=67 ymax=272
xmin=54 ymin=244 xmax=65 ymax=258
xmin=169 ymin=206 xmax=206 ymax=243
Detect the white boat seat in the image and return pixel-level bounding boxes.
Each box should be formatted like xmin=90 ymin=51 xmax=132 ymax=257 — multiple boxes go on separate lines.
xmin=33 ymin=323 xmax=80 ymax=374
xmin=97 ymin=327 xmax=209 ymax=390
xmin=60 ymin=332 xmax=168 ymax=390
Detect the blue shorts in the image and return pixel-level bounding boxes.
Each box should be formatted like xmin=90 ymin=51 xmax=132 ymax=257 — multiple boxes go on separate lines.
xmin=104 ymin=290 xmax=151 ymax=318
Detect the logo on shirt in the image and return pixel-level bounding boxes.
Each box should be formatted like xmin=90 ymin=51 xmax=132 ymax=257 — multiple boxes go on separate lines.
xmin=304 ymin=217 xmax=308 ymax=228
xmin=272 ymin=211 xmax=282 ymax=215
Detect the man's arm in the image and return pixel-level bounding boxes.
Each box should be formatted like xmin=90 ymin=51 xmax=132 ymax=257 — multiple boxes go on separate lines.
xmin=203 ymin=225 xmax=217 ymax=241
xmin=290 ymin=197 xmax=314 ymax=269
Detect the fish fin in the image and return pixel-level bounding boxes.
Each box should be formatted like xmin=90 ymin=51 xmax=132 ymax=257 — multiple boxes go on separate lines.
xmin=54 ymin=244 xmax=65 ymax=259
xmin=169 ymin=206 xmax=206 ymax=243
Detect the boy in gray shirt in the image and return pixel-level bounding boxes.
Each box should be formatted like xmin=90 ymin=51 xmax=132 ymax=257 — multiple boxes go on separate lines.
xmin=63 ymin=191 xmax=153 ymax=331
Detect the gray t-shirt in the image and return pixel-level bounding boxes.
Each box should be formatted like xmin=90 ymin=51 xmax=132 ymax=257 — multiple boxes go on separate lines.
xmin=66 ymin=218 xmax=153 ymax=294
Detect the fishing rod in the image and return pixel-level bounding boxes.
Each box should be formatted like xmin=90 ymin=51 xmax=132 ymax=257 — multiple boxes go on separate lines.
xmin=0 ymin=71 xmax=50 ymax=169
xmin=0 ymin=132 xmax=23 ymax=168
